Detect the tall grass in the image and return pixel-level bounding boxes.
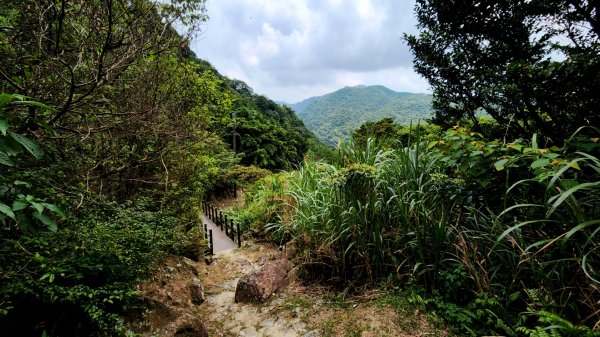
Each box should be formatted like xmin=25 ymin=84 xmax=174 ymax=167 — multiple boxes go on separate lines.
xmin=494 ymin=149 xmax=600 ymax=325
xmin=259 ymin=127 xmax=600 ymax=333
xmin=273 ymin=137 xmax=459 ymax=286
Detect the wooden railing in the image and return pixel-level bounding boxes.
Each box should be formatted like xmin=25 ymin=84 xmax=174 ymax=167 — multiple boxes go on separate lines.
xmin=202 ymin=201 xmax=242 ymax=255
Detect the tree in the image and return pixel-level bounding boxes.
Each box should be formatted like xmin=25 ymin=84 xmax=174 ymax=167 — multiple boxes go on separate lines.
xmin=351 ymin=118 xmax=400 ymax=148
xmin=0 ymin=0 xmax=207 ymax=132
xmin=406 ymin=0 xmax=600 ymax=145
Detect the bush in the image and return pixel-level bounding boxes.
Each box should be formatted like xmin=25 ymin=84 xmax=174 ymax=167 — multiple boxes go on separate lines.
xmin=233 ymin=173 xmax=292 ymax=240
xmin=255 ymin=126 xmax=600 ymax=335
xmin=0 ymin=196 xmax=199 ymax=336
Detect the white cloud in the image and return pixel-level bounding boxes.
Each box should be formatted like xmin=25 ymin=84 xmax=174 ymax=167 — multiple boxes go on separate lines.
xmin=192 ymin=0 xmax=427 ymax=103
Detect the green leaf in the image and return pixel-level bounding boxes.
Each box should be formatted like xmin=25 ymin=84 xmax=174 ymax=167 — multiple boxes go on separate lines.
xmin=39 ymin=273 xmax=55 ymax=283
xmin=508 ymin=143 xmax=523 ymax=152
xmin=8 ymin=131 xmax=42 ymax=159
xmin=13 ymin=100 xmax=53 ymax=109
xmin=30 ymin=201 xmax=44 ymax=214
xmin=11 ymin=200 xmax=27 ymax=211
xmin=0 ymin=116 xmax=7 ymax=135
xmin=0 ymin=137 xmax=21 ymax=156
xmin=543 ymin=153 xmax=559 ymax=159
xmin=0 ymin=152 xmax=14 ymax=166
xmin=0 ymin=94 xmax=14 ymax=108
xmin=494 ymin=159 xmax=508 ymax=171
xmin=531 ymin=158 xmax=550 ymax=169
xmin=42 ymin=203 xmax=66 ymax=218
xmin=0 ymin=203 xmax=15 ymax=219
xmin=32 ymin=211 xmax=57 ymax=232
xmin=547 ymin=181 xmax=600 ymax=217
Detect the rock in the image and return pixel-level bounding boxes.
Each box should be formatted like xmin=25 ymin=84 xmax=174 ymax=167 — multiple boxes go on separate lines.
xmin=258 ymin=256 xmax=266 ymax=265
xmin=173 ymin=318 xmax=208 ymax=337
xmin=302 ymin=330 xmax=318 ymax=337
xmin=204 ymin=256 xmax=213 ymax=265
xmin=188 ymin=282 xmax=205 ymax=305
xmin=287 ymin=266 xmax=299 ymax=285
xmin=292 ymin=306 xmax=301 ymax=318
xmin=166 ymin=291 xmax=173 ymax=300
xmin=259 ymin=318 xmax=275 ymax=328
xmin=182 ymin=257 xmax=200 ymax=276
xmin=165 ymin=266 xmax=175 ymax=274
xmin=238 ymin=327 xmax=259 ymax=337
xmin=146 ymin=298 xmax=178 ymax=320
xmin=285 ymin=240 xmax=299 ymax=259
xmin=234 ymin=259 xmax=293 ymax=303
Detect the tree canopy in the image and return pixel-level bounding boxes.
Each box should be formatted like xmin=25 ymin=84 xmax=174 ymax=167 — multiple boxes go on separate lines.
xmin=406 ymin=0 xmax=600 ymax=144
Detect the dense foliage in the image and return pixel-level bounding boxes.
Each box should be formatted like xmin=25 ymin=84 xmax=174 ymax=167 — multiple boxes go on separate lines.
xmin=406 ymin=0 xmax=600 ymax=144
xmin=0 ymin=1 xmax=314 ymax=335
xmin=246 ymin=126 xmax=600 ymax=335
xmin=194 ymin=61 xmax=315 ymax=170
xmin=351 ymin=117 xmax=440 ymax=149
xmin=288 ymin=85 xmax=433 ymax=145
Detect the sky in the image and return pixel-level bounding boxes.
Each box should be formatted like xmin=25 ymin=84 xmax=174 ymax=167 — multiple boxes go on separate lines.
xmin=191 ymin=0 xmax=430 ymax=103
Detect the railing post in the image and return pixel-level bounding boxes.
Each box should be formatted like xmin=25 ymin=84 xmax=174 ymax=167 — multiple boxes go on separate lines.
xmin=219 ymin=211 xmax=223 ymax=230
xmin=204 ymin=223 xmax=208 ymax=240
xmin=237 ymin=222 xmax=241 ymax=248
xmin=224 ymin=215 xmax=229 ymax=237
xmin=208 ymin=229 xmax=214 ymax=255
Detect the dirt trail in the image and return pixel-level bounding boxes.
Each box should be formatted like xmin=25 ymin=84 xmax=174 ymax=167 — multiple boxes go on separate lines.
xmin=199 ymin=243 xmax=448 ymax=337
xmin=199 ymin=246 xmax=310 ymax=336
xmin=135 ymin=241 xmax=450 ymax=337
xmin=135 ymin=190 xmax=449 ymax=337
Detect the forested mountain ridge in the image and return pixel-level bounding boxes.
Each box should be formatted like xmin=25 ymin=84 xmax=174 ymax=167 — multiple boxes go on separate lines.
xmin=287 ymin=85 xmax=433 ymax=145
xmin=193 ymin=58 xmax=316 ymax=170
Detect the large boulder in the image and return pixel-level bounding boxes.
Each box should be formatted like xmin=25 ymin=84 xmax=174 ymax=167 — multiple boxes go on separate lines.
xmin=234 ymin=258 xmax=293 ymax=303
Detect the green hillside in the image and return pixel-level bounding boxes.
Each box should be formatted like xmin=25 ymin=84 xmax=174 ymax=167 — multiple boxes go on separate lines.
xmin=288 ymin=85 xmax=433 ymax=145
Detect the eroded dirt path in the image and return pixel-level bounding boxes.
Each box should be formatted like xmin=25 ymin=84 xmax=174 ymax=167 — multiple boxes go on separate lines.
xmin=134 ymin=237 xmax=450 ymax=337
xmin=196 ymin=243 xmax=449 ymax=337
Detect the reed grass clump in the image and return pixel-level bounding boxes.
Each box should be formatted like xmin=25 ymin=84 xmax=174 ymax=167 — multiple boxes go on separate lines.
xmin=270 ymin=137 xmax=459 ymax=286
xmin=261 ymin=127 xmax=600 ymax=335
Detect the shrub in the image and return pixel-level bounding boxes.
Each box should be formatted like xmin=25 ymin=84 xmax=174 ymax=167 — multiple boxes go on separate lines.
xmin=0 ymin=196 xmax=197 ymax=336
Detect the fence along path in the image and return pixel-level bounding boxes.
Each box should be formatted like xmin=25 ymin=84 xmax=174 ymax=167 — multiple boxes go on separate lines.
xmin=202 ymin=201 xmax=243 ymax=254
xmin=202 ymin=214 xmax=237 ymax=253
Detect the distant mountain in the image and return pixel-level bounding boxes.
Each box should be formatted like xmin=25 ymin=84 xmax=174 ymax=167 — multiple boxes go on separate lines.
xmin=285 ymin=85 xmax=433 ymax=145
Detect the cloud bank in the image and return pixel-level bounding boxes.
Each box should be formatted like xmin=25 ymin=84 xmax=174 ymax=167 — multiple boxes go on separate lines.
xmin=192 ymin=0 xmax=430 ymax=103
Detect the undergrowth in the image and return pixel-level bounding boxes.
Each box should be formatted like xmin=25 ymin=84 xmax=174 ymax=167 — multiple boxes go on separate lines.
xmin=237 ymin=125 xmax=600 ymax=336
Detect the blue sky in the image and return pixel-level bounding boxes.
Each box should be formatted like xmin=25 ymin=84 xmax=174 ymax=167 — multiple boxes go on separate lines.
xmin=191 ymin=0 xmax=430 ymax=103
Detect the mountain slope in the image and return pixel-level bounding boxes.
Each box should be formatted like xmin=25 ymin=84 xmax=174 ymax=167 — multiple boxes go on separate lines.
xmin=193 ymin=59 xmax=317 ymax=170
xmin=288 ymin=85 xmax=432 ymax=145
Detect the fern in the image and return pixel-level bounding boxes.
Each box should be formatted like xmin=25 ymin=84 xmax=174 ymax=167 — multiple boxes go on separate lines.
xmin=517 ymin=310 xmax=599 ymax=337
